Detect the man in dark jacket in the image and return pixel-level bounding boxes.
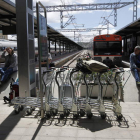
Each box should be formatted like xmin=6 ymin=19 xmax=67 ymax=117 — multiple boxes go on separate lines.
xmin=0 ymin=47 xmax=18 ymax=84
xmin=130 ymin=46 xmax=140 ymax=84
xmin=103 ymin=57 xmax=115 ymax=68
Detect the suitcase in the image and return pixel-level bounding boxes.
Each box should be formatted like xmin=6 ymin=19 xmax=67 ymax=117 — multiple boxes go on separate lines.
xmin=3 ymin=80 xmax=19 ymax=103
xmin=9 ymin=81 xmax=19 ymax=100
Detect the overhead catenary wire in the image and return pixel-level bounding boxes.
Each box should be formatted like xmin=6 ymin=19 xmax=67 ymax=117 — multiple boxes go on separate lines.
xmin=60 ymin=0 xmax=82 ymax=41
xmin=99 ymin=0 xmax=122 ymax=34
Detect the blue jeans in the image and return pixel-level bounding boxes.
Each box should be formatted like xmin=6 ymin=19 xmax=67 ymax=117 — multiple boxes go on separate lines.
xmin=132 ymin=68 xmax=140 ymax=82
xmin=0 ymin=67 xmax=13 ymax=82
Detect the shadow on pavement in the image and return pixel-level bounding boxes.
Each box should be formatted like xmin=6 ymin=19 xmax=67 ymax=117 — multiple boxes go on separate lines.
xmin=0 ymin=109 xmax=22 ymax=140
xmin=77 ymin=114 xmax=129 ymax=132
xmin=30 ymin=113 xmax=130 ymax=140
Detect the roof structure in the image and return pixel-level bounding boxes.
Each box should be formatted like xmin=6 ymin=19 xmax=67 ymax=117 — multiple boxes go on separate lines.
xmin=0 ymin=0 xmax=83 ymax=49
xmin=114 ymin=17 xmax=140 ymax=38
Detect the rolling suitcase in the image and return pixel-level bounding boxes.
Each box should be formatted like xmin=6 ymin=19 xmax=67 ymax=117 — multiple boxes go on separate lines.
xmin=3 ymin=79 xmax=19 ymax=103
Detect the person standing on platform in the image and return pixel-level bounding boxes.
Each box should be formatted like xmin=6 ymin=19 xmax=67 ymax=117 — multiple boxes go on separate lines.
xmin=103 ymin=57 xmax=115 ymax=68
xmin=48 ymin=53 xmax=52 ymax=65
xmin=130 ymin=46 xmax=140 ymax=85
xmin=0 ymin=47 xmax=18 ymax=84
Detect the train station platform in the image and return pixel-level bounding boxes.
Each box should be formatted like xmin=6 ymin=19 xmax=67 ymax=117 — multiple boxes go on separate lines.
xmin=0 ymin=51 xmax=140 ymax=140
xmin=0 ymin=100 xmax=140 ymax=140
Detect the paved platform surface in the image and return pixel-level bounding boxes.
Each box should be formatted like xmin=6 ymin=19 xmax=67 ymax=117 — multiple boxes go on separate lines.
xmin=0 ymin=100 xmax=140 ymax=140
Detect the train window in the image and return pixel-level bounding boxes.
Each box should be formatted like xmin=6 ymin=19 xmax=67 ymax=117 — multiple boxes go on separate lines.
xmin=94 ymin=42 xmax=108 ymax=53
xmin=109 ymin=42 xmax=122 ymax=53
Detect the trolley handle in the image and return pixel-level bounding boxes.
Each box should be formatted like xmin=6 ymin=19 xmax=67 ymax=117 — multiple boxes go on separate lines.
xmin=57 ymin=68 xmax=67 ymax=73
xmin=59 ymin=66 xmax=68 ymax=71
xmin=63 ymin=66 xmax=69 ymax=68
xmin=55 ymin=69 xmax=66 ymax=90
xmin=110 ymin=67 xmax=124 ymax=72
xmin=72 ymin=68 xmax=79 ymax=73
xmin=50 ymin=67 xmax=55 ymax=70
xmin=55 ymin=69 xmax=66 ymax=83
xmin=43 ymin=70 xmax=52 ymax=74
xmin=110 ymin=68 xmax=118 ymax=71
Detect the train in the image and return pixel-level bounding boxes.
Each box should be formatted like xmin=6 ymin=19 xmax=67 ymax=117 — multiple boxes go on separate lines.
xmin=0 ymin=39 xmax=75 ymax=61
xmin=92 ymin=34 xmax=122 ymax=65
xmin=0 ymin=39 xmax=17 ymax=51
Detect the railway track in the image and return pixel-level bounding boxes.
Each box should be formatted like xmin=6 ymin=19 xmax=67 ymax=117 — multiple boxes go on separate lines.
xmin=64 ymin=50 xmax=89 ymax=67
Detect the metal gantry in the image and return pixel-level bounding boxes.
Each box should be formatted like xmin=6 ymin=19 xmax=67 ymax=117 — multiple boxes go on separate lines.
xmin=100 ymin=0 xmax=137 ymax=34
xmin=57 ymin=28 xmax=106 ymax=32
xmin=57 ymin=28 xmax=105 ymax=41
xmin=33 ymin=2 xmax=134 ymax=12
xmin=67 ymin=34 xmax=95 ymax=42
xmin=33 ymin=1 xmax=136 ymax=29
xmin=60 ymin=11 xmax=75 ymax=28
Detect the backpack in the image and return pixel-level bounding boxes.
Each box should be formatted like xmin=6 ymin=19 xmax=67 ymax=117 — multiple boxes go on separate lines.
xmin=76 ymin=58 xmax=92 ymax=74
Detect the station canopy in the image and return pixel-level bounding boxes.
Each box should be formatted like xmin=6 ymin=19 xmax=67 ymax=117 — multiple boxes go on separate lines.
xmin=114 ymin=17 xmax=140 ymax=38
xmin=0 ymin=0 xmax=83 ymax=49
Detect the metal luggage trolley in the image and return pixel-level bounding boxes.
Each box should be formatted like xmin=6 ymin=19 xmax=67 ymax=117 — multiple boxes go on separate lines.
xmin=11 ymin=68 xmax=56 ymax=115
xmin=85 ymin=70 xmax=107 ymax=119
xmin=70 ymin=64 xmax=93 ymax=119
xmin=104 ymin=67 xmax=130 ymax=120
xmin=70 ymin=68 xmax=84 ymax=119
xmin=11 ymin=92 xmax=45 ymax=115
xmin=55 ymin=66 xmax=75 ymax=119
xmin=92 ymin=67 xmax=131 ymax=120
xmin=42 ymin=68 xmax=59 ymax=118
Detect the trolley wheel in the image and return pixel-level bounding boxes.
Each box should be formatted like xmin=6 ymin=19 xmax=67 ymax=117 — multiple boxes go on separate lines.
xmin=19 ymin=105 xmax=24 ymax=111
xmin=117 ymin=114 xmax=123 ymax=120
xmin=64 ymin=110 xmax=70 ymax=117
xmin=46 ymin=113 xmax=51 ymax=119
xmin=101 ymin=113 xmax=106 ymax=119
xmin=80 ymin=109 xmax=85 ymax=117
xmin=60 ymin=114 xmax=65 ymax=119
xmin=87 ymin=113 xmax=92 ymax=119
xmin=73 ymin=114 xmax=79 ymax=119
xmin=52 ymin=109 xmax=58 ymax=116
xmin=26 ymin=109 xmax=32 ymax=115
xmin=31 ymin=107 xmax=35 ymax=111
xmin=15 ymin=108 xmax=20 ymax=114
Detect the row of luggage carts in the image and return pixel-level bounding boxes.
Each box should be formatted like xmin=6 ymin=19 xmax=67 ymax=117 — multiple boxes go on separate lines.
xmin=11 ymin=62 xmax=131 ymax=120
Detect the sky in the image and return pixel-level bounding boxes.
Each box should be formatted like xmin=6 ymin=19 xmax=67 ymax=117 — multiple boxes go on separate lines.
xmin=9 ymin=0 xmax=140 ymax=43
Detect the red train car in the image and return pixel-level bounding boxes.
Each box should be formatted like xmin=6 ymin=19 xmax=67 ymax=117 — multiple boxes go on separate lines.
xmin=93 ymin=34 xmax=122 ymax=65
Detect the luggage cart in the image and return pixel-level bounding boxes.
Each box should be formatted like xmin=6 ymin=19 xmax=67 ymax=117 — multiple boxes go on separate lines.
xmin=42 ymin=68 xmax=59 ymax=118
xmin=95 ymin=67 xmax=131 ymax=120
xmin=11 ymin=68 xmax=56 ymax=115
xmin=70 ymin=68 xmax=93 ymax=119
xmin=83 ymin=71 xmax=107 ymax=119
xmin=11 ymin=95 xmax=45 ymax=115
xmin=107 ymin=67 xmax=128 ymax=120
xmin=55 ymin=67 xmax=75 ymax=119
xmin=69 ymin=68 xmax=82 ymax=119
